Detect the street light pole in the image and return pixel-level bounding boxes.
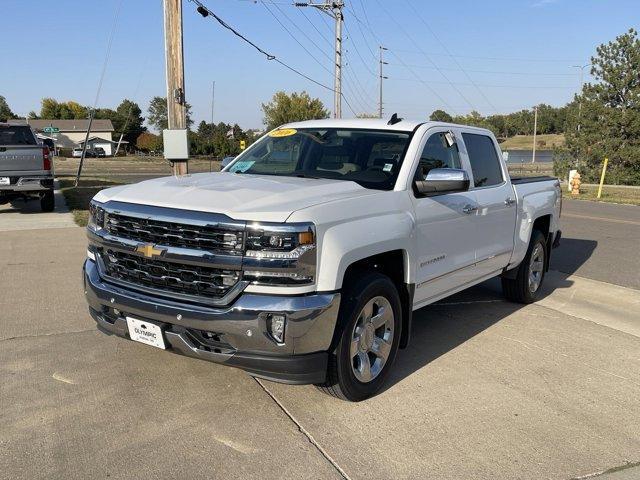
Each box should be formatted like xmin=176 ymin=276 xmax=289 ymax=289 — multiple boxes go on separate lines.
xmin=571 ymin=63 xmax=592 ymax=169
xmin=532 ymin=105 xmax=538 ymax=164
xmin=572 ymin=63 xmax=591 ymax=134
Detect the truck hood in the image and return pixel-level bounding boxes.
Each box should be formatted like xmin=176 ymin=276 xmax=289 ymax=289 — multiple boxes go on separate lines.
xmin=94 ymin=172 xmax=378 ymax=222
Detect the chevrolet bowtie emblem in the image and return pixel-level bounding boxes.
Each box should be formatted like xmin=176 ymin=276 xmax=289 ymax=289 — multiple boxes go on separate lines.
xmin=136 ymin=244 xmax=164 ymax=258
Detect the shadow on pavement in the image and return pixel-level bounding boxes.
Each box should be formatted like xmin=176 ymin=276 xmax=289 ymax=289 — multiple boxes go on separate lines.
xmin=551 ymin=238 xmax=598 ymax=276
xmin=382 ymin=239 xmax=592 ymax=392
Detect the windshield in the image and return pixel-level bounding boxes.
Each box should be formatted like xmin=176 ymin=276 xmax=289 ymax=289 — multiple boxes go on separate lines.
xmin=227 ymin=128 xmax=412 ymax=190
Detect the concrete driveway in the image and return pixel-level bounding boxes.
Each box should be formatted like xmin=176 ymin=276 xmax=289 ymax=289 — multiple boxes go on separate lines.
xmin=1 ymin=205 xmax=639 ymax=479
xmin=0 ymin=182 xmax=76 ymax=232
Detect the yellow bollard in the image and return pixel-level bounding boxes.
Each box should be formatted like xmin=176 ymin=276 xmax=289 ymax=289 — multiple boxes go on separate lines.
xmin=597 ymin=157 xmax=609 ymax=199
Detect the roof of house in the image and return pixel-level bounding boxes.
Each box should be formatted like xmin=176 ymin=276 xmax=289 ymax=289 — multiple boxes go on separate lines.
xmin=22 ymin=119 xmax=115 ymax=132
xmin=79 ymin=136 xmax=128 ymax=144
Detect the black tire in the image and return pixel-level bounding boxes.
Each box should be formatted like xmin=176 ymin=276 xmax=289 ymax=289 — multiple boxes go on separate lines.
xmin=316 ymin=272 xmax=402 ymax=401
xmin=40 ymin=190 xmax=55 ymax=212
xmin=502 ymin=230 xmax=547 ymax=304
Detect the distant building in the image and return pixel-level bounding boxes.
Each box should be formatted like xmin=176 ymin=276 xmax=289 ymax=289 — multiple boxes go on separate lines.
xmin=12 ymin=119 xmax=117 ymax=155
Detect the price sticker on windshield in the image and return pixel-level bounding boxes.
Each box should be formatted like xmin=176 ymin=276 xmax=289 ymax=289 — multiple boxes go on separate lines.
xmin=229 ymin=160 xmax=255 ymax=173
xmin=269 ymin=128 xmax=297 ymax=138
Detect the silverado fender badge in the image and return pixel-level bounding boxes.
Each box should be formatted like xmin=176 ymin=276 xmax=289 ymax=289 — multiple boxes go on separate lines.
xmin=136 ymin=244 xmax=165 ymax=259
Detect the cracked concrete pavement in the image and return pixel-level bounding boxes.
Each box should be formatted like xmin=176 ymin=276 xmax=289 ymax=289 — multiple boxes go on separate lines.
xmin=1 ymin=199 xmax=639 ymax=479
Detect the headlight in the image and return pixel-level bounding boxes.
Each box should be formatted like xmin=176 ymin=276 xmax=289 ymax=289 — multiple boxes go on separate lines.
xmin=243 ymin=223 xmax=316 ymax=286
xmin=88 ymin=201 xmax=105 ymax=231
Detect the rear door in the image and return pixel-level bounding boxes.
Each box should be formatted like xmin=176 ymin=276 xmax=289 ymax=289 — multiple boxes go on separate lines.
xmin=0 ymin=125 xmax=43 ymax=172
xmin=411 ymin=128 xmax=479 ymax=307
xmin=460 ymin=132 xmax=516 ymax=276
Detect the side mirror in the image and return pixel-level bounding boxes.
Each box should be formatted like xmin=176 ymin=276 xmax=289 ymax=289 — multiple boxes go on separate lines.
xmin=414 ymin=168 xmax=470 ymax=196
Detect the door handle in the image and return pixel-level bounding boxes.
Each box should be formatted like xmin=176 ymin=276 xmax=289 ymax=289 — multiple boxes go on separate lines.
xmin=462 ymin=204 xmax=478 ymax=214
xmin=505 ymin=197 xmax=516 ymax=206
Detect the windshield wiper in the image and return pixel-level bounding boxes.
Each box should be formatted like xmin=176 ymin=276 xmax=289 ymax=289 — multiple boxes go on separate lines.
xmin=294 ymin=173 xmax=322 ymax=180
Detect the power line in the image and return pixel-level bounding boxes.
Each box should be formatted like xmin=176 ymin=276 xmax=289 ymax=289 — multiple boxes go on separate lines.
xmin=373 ymin=0 xmax=479 ymax=112
xmin=75 ymin=0 xmax=124 ymax=186
xmin=296 ymin=6 xmax=333 ymax=47
xmin=389 ymin=48 xmax=585 ymax=64
xmin=187 ymin=0 xmax=336 ymax=93
xmin=260 ymin=1 xmax=356 ymax=116
xmin=386 ymin=62 xmax=578 ymax=77
xmin=391 ymin=77 xmax=576 ymax=89
xmin=403 ymin=0 xmax=499 ymax=112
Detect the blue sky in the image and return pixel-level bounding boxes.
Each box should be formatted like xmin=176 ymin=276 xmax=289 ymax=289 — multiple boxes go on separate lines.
xmin=2 ymin=0 xmax=638 ymax=129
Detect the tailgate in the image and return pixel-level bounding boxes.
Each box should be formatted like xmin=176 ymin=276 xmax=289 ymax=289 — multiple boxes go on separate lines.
xmin=0 ymin=124 xmax=44 ymax=172
xmin=0 ymin=145 xmax=44 ymax=172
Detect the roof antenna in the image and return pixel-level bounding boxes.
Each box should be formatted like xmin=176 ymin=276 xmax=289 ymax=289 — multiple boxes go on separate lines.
xmin=387 ymin=113 xmax=403 ymax=125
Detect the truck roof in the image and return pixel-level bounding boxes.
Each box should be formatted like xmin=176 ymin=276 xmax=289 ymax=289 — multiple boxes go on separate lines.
xmin=279 ymin=117 xmax=492 ymax=134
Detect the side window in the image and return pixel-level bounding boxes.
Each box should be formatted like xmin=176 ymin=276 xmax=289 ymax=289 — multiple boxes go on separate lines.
xmin=462 ymin=133 xmax=503 ymax=188
xmin=414 ymin=132 xmax=461 ymax=181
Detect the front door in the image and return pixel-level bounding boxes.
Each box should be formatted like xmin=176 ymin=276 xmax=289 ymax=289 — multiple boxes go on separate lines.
xmin=411 ymin=129 xmax=479 ymax=308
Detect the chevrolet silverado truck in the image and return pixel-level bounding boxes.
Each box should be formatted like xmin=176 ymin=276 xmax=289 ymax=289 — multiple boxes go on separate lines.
xmin=83 ymin=118 xmax=561 ymax=401
xmin=0 ymin=123 xmax=55 ymax=211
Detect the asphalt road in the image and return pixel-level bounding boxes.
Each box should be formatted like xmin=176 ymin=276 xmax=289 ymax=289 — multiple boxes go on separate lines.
xmin=554 ymin=199 xmax=640 ymax=290
xmin=1 ymin=197 xmax=639 ymax=479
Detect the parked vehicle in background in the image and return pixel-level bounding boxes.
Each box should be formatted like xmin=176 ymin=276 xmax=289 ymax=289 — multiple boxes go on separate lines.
xmin=220 ymin=156 xmax=235 ymax=168
xmin=83 ymin=118 xmax=562 ymax=401
xmin=0 ymin=123 xmax=55 ymax=211
xmin=72 ymin=147 xmax=83 ymax=158
xmin=94 ymin=147 xmax=106 ymax=158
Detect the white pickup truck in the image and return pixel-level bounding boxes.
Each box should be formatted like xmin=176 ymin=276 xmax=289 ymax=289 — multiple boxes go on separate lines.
xmin=84 ymin=118 xmax=561 ymax=401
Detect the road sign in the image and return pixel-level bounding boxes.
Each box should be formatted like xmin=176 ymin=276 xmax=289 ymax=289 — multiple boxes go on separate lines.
xmin=43 ymin=127 xmax=59 ymax=133
xmin=240 ymin=140 xmax=246 ymax=150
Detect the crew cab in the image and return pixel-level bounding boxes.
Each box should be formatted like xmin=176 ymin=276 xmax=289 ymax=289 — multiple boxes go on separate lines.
xmin=83 ymin=118 xmax=561 ymax=401
xmin=0 ymin=123 xmax=55 ymax=211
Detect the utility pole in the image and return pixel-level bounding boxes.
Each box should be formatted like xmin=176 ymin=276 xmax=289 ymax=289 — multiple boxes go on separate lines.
xmin=295 ymin=1 xmax=344 ymax=118
xmin=531 ymin=105 xmax=538 ymax=164
xmin=379 ymin=46 xmax=388 ymax=119
xmin=211 ymin=81 xmax=215 ymax=126
xmin=163 ymin=0 xmax=188 ymax=175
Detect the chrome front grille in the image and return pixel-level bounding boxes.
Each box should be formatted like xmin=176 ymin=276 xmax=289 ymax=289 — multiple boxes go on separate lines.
xmin=100 ymin=249 xmax=241 ymax=301
xmin=105 ymin=213 xmax=244 ymax=254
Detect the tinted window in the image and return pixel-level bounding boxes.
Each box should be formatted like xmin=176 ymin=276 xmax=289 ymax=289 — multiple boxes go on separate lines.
xmin=462 ymin=133 xmax=503 ymax=187
xmin=228 ymin=128 xmax=411 ymax=191
xmin=0 ymin=125 xmax=37 ymax=146
xmin=414 ymin=132 xmax=461 ymax=181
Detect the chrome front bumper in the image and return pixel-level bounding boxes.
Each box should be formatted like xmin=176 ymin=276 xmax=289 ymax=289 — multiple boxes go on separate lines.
xmin=83 ymin=259 xmax=340 ymax=384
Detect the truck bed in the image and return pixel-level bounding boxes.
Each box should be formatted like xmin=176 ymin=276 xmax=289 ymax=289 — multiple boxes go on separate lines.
xmin=510 ymin=175 xmax=557 ymax=185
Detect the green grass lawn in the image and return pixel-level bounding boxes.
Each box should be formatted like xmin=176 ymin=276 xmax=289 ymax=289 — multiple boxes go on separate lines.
xmin=59 ymin=178 xmax=126 ymax=226
xmin=562 ymin=184 xmax=640 ymax=206
xmin=500 ymin=134 xmax=565 ymax=150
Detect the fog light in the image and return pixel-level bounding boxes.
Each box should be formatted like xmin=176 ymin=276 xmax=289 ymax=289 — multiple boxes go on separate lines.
xmin=267 ymin=314 xmax=286 ymax=344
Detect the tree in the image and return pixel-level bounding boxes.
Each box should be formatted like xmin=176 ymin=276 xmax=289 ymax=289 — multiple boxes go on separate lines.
xmin=565 ymin=28 xmax=640 ymax=183
xmin=0 ymin=95 xmax=16 ymax=120
xmin=136 ymin=132 xmax=163 ymax=152
xmin=39 ymin=98 xmax=89 ymax=119
xmin=429 ymin=109 xmax=453 ymax=122
xmin=261 ymin=91 xmax=329 ymax=130
xmin=114 ymin=99 xmax=146 ymax=144
xmin=147 ymin=96 xmax=193 ymax=131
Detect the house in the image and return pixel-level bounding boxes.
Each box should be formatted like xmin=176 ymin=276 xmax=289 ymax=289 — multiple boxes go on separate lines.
xmin=18 ymin=119 xmax=117 ymax=156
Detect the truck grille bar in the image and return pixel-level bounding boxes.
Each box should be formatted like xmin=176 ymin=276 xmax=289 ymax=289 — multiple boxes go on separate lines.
xmin=90 ymin=202 xmax=249 ymax=306
xmin=100 ymin=249 xmax=241 ymax=299
xmin=105 ymin=212 xmax=244 ymax=254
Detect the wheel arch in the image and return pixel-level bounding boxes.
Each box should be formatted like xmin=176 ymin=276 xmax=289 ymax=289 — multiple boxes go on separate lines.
xmin=333 ymin=250 xmax=414 ymax=351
